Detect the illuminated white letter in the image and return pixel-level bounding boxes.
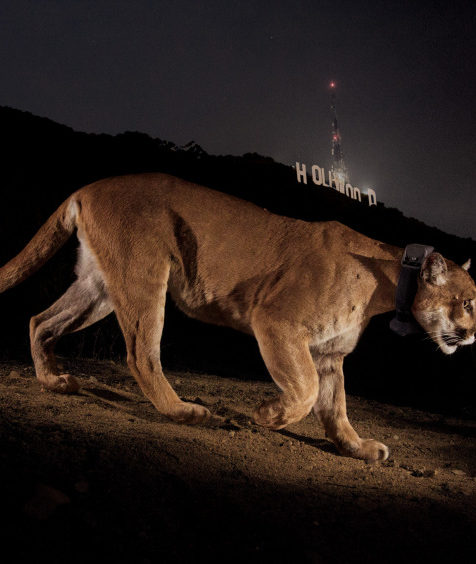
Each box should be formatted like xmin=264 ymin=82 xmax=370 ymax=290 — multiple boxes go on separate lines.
xmin=322 ymin=168 xmax=330 ymax=187
xmin=311 ymin=165 xmax=323 ymax=185
xmin=345 ymin=183 xmax=353 ymax=198
xmin=353 ymin=187 xmax=362 ymax=202
xmin=367 ymin=188 xmax=377 ymax=206
xmin=334 ymin=177 xmax=345 ymax=193
xmin=296 ymin=162 xmax=307 ymax=184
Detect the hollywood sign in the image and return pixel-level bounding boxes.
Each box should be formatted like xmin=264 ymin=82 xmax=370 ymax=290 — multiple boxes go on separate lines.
xmin=295 ymin=162 xmax=377 ymax=206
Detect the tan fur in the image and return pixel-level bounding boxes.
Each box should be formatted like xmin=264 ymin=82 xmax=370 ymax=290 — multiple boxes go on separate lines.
xmin=2 ymin=173 xmax=476 ymax=461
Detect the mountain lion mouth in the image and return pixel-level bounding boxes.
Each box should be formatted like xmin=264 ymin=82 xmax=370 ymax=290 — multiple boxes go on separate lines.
xmin=438 ymin=332 xmax=475 ymax=354
xmin=440 ymin=331 xmax=475 ymax=349
xmin=441 ymin=334 xmax=461 ymax=347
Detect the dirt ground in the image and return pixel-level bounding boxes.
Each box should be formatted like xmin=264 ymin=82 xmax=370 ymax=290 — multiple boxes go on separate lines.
xmin=1 ymin=358 xmax=475 ymax=563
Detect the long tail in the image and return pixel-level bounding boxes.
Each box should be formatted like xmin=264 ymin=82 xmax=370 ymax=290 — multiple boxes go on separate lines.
xmin=0 ymin=197 xmax=76 ymax=294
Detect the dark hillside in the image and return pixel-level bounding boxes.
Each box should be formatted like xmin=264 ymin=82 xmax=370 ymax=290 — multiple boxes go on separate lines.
xmin=1 ymin=106 xmax=475 ymax=412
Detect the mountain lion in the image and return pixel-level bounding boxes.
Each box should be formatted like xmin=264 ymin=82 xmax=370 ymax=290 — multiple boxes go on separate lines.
xmin=1 ymin=174 xmax=475 ymax=461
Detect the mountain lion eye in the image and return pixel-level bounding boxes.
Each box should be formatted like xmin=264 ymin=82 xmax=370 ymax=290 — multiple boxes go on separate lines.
xmin=463 ymin=300 xmax=473 ymax=312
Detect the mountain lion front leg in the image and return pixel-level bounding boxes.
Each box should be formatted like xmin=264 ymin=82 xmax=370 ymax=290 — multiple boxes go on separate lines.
xmin=252 ymin=313 xmax=319 ymax=430
xmin=313 ymin=354 xmax=389 ymax=461
xmin=112 ymin=261 xmax=212 ymax=425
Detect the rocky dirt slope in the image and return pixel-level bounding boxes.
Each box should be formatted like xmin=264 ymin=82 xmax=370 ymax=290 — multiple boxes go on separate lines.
xmin=1 ymin=359 xmax=475 ymax=563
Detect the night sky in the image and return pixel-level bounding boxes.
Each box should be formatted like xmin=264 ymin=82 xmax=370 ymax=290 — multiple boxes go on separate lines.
xmin=1 ymin=1 xmax=475 ymax=239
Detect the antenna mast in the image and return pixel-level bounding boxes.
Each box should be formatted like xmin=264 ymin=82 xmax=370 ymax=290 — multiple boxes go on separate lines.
xmin=329 ymin=81 xmax=349 ymax=186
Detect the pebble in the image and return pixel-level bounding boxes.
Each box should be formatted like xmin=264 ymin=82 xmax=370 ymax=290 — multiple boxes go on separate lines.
xmin=452 ymin=469 xmax=466 ymax=476
xmin=9 ymin=370 xmax=21 ymax=378
xmin=229 ymin=431 xmax=235 ymax=438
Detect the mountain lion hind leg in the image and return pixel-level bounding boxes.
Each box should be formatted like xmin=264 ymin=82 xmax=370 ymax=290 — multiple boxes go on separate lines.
xmin=251 ymin=312 xmax=320 ymax=430
xmin=111 ymin=259 xmax=212 ymax=425
xmin=313 ymin=354 xmax=389 ymax=461
xmin=30 ymin=276 xmax=112 ymax=393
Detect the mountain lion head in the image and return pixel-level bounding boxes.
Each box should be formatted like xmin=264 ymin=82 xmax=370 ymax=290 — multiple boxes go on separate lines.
xmin=412 ymin=253 xmax=476 ymax=354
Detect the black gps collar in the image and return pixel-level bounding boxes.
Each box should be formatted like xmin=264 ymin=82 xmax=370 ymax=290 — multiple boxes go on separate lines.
xmin=389 ymin=244 xmax=434 ymax=336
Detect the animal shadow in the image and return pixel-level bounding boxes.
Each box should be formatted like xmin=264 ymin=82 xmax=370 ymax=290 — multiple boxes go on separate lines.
xmin=278 ymin=428 xmax=338 ymax=454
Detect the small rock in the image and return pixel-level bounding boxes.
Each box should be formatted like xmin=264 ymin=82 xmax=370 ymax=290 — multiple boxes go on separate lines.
xmin=423 ymin=469 xmax=437 ymax=478
xmin=175 ymin=378 xmax=182 ymax=385
xmin=222 ymin=419 xmax=240 ymax=431
xmin=229 ymin=431 xmax=235 ymax=438
xmin=392 ymin=435 xmax=400 ymax=440
xmin=383 ymin=459 xmax=395 ymax=468
xmin=452 ymin=469 xmax=466 ymax=476
xmin=9 ymin=370 xmax=21 ymax=379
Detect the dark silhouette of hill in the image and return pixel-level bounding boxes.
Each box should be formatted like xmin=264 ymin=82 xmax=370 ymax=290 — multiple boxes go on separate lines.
xmin=1 ymin=105 xmax=475 ymax=412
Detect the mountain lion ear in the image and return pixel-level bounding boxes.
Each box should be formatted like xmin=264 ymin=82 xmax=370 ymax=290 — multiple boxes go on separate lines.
xmin=421 ymin=252 xmax=448 ymax=286
xmin=462 ymin=258 xmax=471 ymax=271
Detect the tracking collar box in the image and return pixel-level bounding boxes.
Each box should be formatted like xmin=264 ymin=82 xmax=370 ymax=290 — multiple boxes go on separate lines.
xmin=390 ymin=244 xmax=434 ymax=337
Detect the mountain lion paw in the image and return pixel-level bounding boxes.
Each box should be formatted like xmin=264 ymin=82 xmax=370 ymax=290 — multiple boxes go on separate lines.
xmin=169 ymin=401 xmax=212 ymax=425
xmin=41 ymin=373 xmax=80 ymax=394
xmin=253 ymin=398 xmax=310 ymax=430
xmin=341 ymin=438 xmax=389 ymax=462
xmin=253 ymin=399 xmax=288 ymax=430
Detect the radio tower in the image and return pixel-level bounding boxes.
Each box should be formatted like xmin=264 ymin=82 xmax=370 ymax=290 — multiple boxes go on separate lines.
xmin=329 ymin=81 xmax=349 ymax=186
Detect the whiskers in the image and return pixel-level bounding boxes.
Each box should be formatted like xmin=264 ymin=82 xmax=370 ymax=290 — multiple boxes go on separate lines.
xmin=422 ymin=332 xmax=444 ymax=353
